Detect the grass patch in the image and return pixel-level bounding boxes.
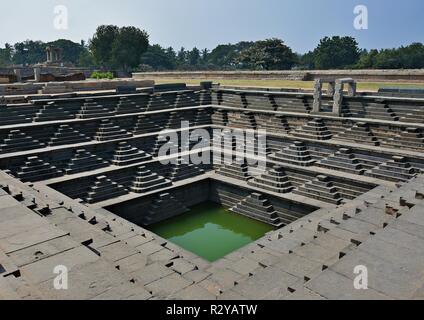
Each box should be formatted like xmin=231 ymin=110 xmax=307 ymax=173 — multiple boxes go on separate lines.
xmin=153 ymin=78 xmax=424 ymax=92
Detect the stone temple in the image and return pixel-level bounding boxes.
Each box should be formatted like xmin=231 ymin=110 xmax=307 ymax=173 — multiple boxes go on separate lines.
xmin=1 ymin=78 xmax=424 ymax=300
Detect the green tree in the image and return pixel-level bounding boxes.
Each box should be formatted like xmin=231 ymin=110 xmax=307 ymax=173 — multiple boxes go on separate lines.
xmin=208 ymin=42 xmax=254 ymax=69
xmin=89 ymin=25 xmax=149 ymax=71
xmin=313 ymin=36 xmax=360 ymax=69
xmin=187 ymin=47 xmax=201 ymax=66
xmin=238 ymin=38 xmax=296 ymax=70
xmin=0 ymin=43 xmax=13 ymax=67
xmin=110 ymin=26 xmax=149 ymax=71
xmin=298 ymin=51 xmax=316 ymax=69
xmin=140 ymin=44 xmax=176 ymax=70
xmin=48 ymin=39 xmax=85 ymax=65
xmin=355 ymin=49 xmax=379 ymax=69
xmin=89 ymin=25 xmax=119 ymax=67
xmin=176 ymin=47 xmax=188 ymax=67
xmin=12 ymin=40 xmax=45 ymax=65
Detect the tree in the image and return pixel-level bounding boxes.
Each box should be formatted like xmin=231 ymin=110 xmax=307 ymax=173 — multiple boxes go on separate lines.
xmin=313 ymin=36 xmax=360 ymax=69
xmin=201 ymin=48 xmax=209 ymax=63
xmin=48 ymin=39 xmax=86 ymax=65
xmin=89 ymin=25 xmax=119 ymax=67
xmin=110 ymin=26 xmax=149 ymax=71
xmin=0 ymin=43 xmax=12 ymax=67
xmin=176 ymin=47 xmax=188 ymax=67
xmin=298 ymin=51 xmax=315 ymax=69
xmin=208 ymin=42 xmax=254 ymax=69
xmin=355 ymin=49 xmax=378 ymax=69
xmin=89 ymin=25 xmax=149 ymax=71
xmin=140 ymin=44 xmax=176 ymax=70
xmin=187 ymin=47 xmax=201 ymax=66
xmin=238 ymin=38 xmax=296 ymax=70
xmin=12 ymin=40 xmax=45 ymax=65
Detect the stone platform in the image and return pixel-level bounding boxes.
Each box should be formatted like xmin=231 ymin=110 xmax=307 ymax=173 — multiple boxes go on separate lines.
xmin=1 ymin=83 xmax=424 ymax=300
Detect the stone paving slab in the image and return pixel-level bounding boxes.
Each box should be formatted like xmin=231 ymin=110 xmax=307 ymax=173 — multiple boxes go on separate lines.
xmin=0 ymin=223 xmax=67 ymax=254
xmin=232 ymin=267 xmax=299 ymax=299
xmin=306 ymin=269 xmax=392 ymax=300
xmin=145 ymin=273 xmax=193 ymax=298
xmin=7 ymin=235 xmax=79 ymax=267
xmin=131 ymin=262 xmax=174 ymax=286
xmin=330 ymin=248 xmax=422 ymax=299
xmin=20 ymin=246 xmax=100 ymax=285
xmin=114 ymin=253 xmax=148 ymax=275
xmin=169 ymin=283 xmax=217 ymax=300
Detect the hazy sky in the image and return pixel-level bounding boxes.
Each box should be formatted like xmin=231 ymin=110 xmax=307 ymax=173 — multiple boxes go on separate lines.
xmin=0 ymin=0 xmax=423 ymax=53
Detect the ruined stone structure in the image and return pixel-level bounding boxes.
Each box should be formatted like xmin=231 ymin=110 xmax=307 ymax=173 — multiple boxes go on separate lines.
xmin=1 ymin=80 xmax=424 ymax=300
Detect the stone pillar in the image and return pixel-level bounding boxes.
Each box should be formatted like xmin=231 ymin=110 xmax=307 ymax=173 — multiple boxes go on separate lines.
xmin=347 ymin=82 xmax=357 ymax=97
xmin=312 ymin=79 xmax=322 ymax=113
xmin=14 ymin=69 xmax=22 ymax=82
xmin=332 ymin=81 xmax=344 ymax=116
xmin=46 ymin=48 xmax=51 ymax=63
xmin=327 ymin=81 xmax=336 ymax=96
xmin=34 ymin=67 xmax=41 ymax=82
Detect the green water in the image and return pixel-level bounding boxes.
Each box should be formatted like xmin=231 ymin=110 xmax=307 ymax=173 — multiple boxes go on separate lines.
xmin=150 ymin=202 xmax=274 ymax=262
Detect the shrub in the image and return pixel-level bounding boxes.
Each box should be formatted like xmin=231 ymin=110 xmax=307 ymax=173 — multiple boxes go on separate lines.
xmin=90 ymin=71 xmax=115 ymax=80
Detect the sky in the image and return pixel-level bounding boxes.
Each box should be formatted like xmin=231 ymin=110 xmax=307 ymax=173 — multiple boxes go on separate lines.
xmin=0 ymin=0 xmax=423 ymax=53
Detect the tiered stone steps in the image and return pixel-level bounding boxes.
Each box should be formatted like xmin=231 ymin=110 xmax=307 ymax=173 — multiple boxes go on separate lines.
xmin=200 ymin=89 xmax=212 ymax=105
xmin=142 ymin=193 xmax=189 ymax=225
xmin=363 ymin=102 xmax=399 ymax=121
xmin=115 ymin=96 xmax=145 ymax=115
xmin=147 ymin=94 xmax=175 ymax=111
xmin=231 ymin=193 xmax=284 ymax=228
xmin=65 ymin=149 xmax=109 ymax=175
xmin=14 ymin=156 xmax=61 ymax=182
xmin=169 ymin=159 xmax=204 ymax=182
xmin=211 ymin=109 xmax=228 ymax=126
xmin=49 ymin=125 xmax=91 ymax=146
xmin=401 ymin=108 xmax=424 ymax=123
xmin=260 ymin=114 xmax=291 ymax=134
xmin=85 ymin=176 xmax=128 ymax=203
xmin=95 ymin=120 xmax=133 ymax=142
xmin=245 ymin=135 xmax=271 ymax=158
xmin=0 ymin=106 xmax=33 ymax=125
xmin=130 ymin=166 xmax=172 ymax=194
xmin=341 ymin=100 xmax=399 ymax=121
xmin=245 ymin=94 xmax=275 ymax=111
xmin=248 ymin=166 xmax=294 ymax=194
xmin=269 ymin=141 xmax=316 ymax=167
xmin=293 ymin=175 xmax=344 ymax=205
xmin=0 ymin=130 xmax=45 ymax=154
xmin=228 ymin=112 xmax=257 ymax=129
xmin=33 ymin=102 xmax=74 ymax=122
xmin=274 ymin=96 xmax=311 ymax=113
xmin=335 ymin=122 xmax=380 ymax=146
xmin=133 ymin=114 xmax=168 ymax=135
xmin=151 ymin=134 xmax=180 ymax=157
xmin=194 ymin=108 xmax=211 ymax=126
xmin=112 ymin=142 xmax=152 ymax=166
xmin=292 ymin=118 xmax=332 ymax=141
xmin=166 ymin=111 xmax=184 ymax=129
xmin=381 ymin=127 xmax=424 ymax=151
xmin=216 ymin=160 xmax=251 ymax=181
xmin=175 ymin=92 xmax=199 ymax=108
xmin=77 ymin=99 xmax=115 ymax=119
xmin=365 ymin=156 xmax=417 ymax=182
xmin=217 ymin=92 xmax=244 ymax=108
xmin=317 ymin=148 xmax=366 ymax=175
